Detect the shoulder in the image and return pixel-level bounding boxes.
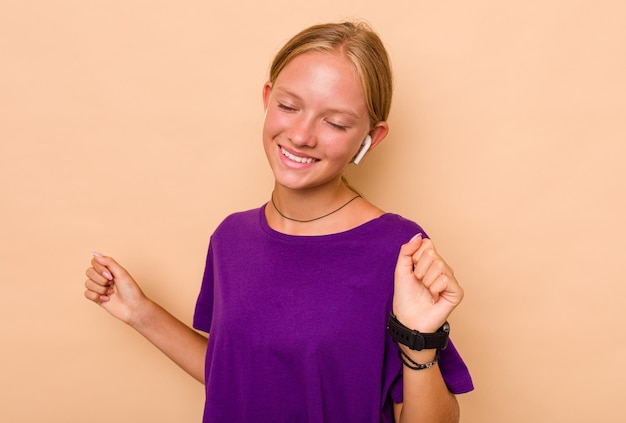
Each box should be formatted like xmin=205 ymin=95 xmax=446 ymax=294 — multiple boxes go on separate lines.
xmin=219 ymin=206 xmax=262 ymax=224
xmin=369 ymin=212 xmax=428 ymax=241
xmin=213 ymin=205 xmax=264 ymax=237
xmin=341 ymin=212 xmax=427 ymax=262
xmin=354 ymin=198 xmax=427 ymax=239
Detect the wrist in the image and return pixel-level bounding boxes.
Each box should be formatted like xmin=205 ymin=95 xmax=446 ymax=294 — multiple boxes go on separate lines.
xmin=399 ymin=345 xmax=437 ymax=363
xmin=387 ymin=313 xmax=450 ymax=351
xmin=397 ymin=345 xmax=439 ymax=371
xmin=126 ymin=296 xmax=155 ymax=329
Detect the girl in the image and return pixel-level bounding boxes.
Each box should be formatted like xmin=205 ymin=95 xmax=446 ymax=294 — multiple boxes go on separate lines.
xmin=85 ymin=21 xmax=473 ymax=423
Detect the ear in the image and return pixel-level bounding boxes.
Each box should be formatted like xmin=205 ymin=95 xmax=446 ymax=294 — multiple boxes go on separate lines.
xmin=367 ymin=121 xmax=389 ymax=151
xmin=352 ymin=122 xmax=389 ymax=164
xmin=353 ymin=135 xmax=372 ymax=165
xmin=262 ymin=81 xmax=273 ymax=112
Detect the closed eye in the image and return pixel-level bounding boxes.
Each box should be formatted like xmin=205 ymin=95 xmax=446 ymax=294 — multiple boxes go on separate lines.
xmin=326 ymin=121 xmax=348 ymax=131
xmin=278 ymin=103 xmax=297 ymax=112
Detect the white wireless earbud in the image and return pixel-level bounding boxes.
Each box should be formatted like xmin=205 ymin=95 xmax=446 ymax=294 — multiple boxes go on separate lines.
xmin=353 ymin=135 xmax=372 ymax=165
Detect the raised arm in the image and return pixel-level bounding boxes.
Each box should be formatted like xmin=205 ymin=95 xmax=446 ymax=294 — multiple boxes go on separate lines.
xmin=84 ymin=253 xmax=208 ymax=384
xmin=392 ymin=234 xmax=464 ymax=423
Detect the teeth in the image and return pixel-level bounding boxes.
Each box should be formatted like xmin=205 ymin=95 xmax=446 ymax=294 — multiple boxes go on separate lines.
xmin=281 ymin=147 xmax=316 ymax=164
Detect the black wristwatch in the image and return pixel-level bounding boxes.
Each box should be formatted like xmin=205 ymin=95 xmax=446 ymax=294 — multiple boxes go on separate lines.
xmin=387 ymin=313 xmax=450 ymax=351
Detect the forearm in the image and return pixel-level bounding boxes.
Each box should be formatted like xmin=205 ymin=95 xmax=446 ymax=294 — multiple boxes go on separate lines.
xmin=129 ymin=299 xmax=208 ymax=384
xmin=397 ymin=349 xmax=459 ymax=423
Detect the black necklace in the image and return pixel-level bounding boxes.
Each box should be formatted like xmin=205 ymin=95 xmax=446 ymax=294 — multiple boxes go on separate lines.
xmin=271 ymin=192 xmax=361 ymax=223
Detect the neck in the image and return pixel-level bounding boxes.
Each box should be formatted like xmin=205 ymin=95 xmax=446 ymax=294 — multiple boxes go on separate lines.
xmin=269 ymin=183 xmax=359 ymax=224
xmin=271 ymin=191 xmax=360 ymax=223
xmin=265 ymin=183 xmax=385 ymax=236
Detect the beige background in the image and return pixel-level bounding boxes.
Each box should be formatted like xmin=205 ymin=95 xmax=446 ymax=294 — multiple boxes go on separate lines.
xmin=1 ymin=1 xmax=624 ymax=422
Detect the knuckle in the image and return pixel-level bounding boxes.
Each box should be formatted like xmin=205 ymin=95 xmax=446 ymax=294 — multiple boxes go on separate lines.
xmin=423 ymin=248 xmax=437 ymax=260
xmin=433 ymin=258 xmax=444 ymax=270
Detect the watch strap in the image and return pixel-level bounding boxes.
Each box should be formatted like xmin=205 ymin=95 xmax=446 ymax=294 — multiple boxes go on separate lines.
xmin=387 ymin=313 xmax=449 ymax=351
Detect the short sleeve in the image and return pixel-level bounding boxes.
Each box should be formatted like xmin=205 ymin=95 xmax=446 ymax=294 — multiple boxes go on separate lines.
xmin=193 ymin=242 xmax=214 ymax=333
xmin=438 ymin=339 xmax=474 ymax=394
xmin=390 ymin=338 xmax=474 ymax=404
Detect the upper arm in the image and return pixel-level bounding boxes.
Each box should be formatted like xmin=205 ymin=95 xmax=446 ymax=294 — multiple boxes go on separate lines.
xmin=393 ymin=402 xmax=402 ymax=422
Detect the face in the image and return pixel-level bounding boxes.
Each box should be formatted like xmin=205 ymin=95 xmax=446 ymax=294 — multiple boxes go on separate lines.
xmin=262 ymin=51 xmax=374 ymax=192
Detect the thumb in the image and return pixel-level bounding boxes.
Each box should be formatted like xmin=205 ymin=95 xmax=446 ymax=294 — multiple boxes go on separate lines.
xmin=394 ymin=234 xmax=423 ymax=279
xmin=92 ymin=252 xmax=129 ymax=280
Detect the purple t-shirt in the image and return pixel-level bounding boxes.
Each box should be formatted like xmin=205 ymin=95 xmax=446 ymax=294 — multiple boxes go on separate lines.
xmin=194 ymin=205 xmax=473 ymax=422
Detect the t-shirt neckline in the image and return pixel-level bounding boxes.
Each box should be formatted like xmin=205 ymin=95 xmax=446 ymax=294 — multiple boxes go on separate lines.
xmin=259 ymin=202 xmax=394 ymax=241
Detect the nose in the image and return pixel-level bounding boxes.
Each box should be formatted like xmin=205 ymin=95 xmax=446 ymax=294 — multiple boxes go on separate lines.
xmin=287 ymin=114 xmax=316 ymax=148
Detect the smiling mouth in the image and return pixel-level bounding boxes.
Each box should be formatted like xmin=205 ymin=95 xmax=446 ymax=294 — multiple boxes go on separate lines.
xmin=280 ymin=146 xmax=318 ymax=164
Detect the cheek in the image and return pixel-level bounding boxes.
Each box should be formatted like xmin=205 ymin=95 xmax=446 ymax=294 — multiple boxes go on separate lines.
xmin=263 ymin=109 xmax=288 ymax=137
xmin=261 ymin=115 xmax=278 ymax=152
xmin=322 ymin=137 xmax=361 ymax=163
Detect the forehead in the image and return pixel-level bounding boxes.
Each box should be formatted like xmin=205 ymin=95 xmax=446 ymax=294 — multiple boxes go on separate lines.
xmin=273 ymin=51 xmax=367 ymax=112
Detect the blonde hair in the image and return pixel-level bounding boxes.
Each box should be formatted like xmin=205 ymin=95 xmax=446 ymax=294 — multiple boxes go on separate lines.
xmin=269 ymin=21 xmax=393 ymax=126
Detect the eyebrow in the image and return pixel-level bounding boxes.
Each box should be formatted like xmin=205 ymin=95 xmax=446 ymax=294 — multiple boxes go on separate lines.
xmin=274 ymin=87 xmax=361 ymax=120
